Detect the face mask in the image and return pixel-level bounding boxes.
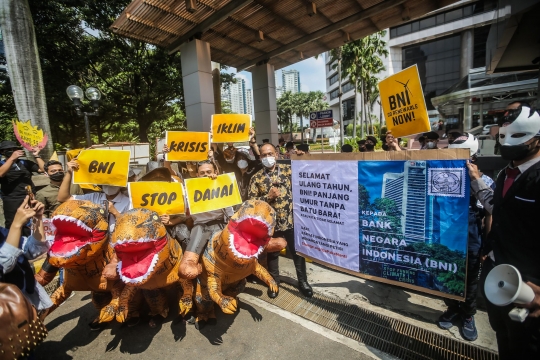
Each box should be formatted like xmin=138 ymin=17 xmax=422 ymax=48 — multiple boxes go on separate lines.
xmin=237 ymin=160 xmax=248 ymax=169
xmin=500 ymin=141 xmax=540 ymax=161
xmin=365 ymin=144 xmax=375 ymax=150
xmin=427 ymin=142 xmax=436 ymax=149
xmin=262 ymin=156 xmax=276 ymax=168
xmin=101 ymin=185 xmax=120 ymax=196
xmin=49 ymin=172 xmax=64 ymax=182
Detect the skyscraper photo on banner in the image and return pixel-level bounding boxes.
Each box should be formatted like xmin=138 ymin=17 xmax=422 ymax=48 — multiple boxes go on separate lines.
xmin=357 ymin=160 xmax=469 ymax=297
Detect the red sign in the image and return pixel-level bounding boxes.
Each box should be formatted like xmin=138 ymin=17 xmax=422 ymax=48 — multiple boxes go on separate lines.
xmin=309 ymin=119 xmax=333 ymax=128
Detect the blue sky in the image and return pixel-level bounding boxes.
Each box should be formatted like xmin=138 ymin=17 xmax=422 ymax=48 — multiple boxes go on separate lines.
xmin=224 ymin=53 xmax=327 ymax=92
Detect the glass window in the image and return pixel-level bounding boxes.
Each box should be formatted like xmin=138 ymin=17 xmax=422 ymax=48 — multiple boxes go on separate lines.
xmin=473 ymin=25 xmax=491 ymax=68
xmin=330 ymin=88 xmax=339 ymax=100
xmin=397 ymin=23 xmax=411 ymax=37
xmin=445 ymin=8 xmax=462 ymax=22
xmin=342 ymin=81 xmax=355 ymax=93
xmin=329 ymin=73 xmax=339 ymax=85
xmin=463 ymin=5 xmax=473 ymax=17
xmin=343 ymin=98 xmax=355 ymax=121
xmin=411 ymin=21 xmax=419 ymax=32
xmin=419 ymin=17 xmax=436 ymax=30
xmin=402 ymin=34 xmax=461 ymax=110
xmin=390 ymin=28 xmax=397 ymax=38
xmin=436 ymin=14 xmax=444 ymax=25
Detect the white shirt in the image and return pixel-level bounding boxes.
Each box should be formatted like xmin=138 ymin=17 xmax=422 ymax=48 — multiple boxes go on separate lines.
xmin=72 ymin=192 xmax=131 ymax=231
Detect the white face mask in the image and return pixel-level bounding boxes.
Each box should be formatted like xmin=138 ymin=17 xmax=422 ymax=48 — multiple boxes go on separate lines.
xmin=427 ymin=141 xmax=436 ymax=149
xmin=237 ymin=159 xmax=248 ymax=169
xmin=262 ymin=156 xmax=276 ymax=168
xmin=101 ymin=185 xmax=120 ymax=196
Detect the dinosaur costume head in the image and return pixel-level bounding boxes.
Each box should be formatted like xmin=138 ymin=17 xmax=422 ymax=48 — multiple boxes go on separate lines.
xmin=111 ymin=208 xmax=170 ymax=285
xmin=48 ymin=200 xmax=108 ymax=267
xmin=224 ymin=200 xmax=276 ymax=264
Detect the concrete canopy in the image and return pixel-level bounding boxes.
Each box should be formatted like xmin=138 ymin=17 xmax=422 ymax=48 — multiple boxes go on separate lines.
xmin=111 ymin=0 xmax=459 ymax=71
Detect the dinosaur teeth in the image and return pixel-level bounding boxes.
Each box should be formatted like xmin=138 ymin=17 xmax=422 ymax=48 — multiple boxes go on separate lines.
xmin=49 ymin=244 xmax=83 ymax=258
xmin=117 ymin=253 xmax=159 ymax=284
xmin=234 ymin=215 xmax=273 ymax=236
xmin=113 ymin=237 xmax=155 ymax=247
xmin=51 ymin=215 xmax=93 ymax=233
xmin=229 ymin=234 xmax=264 ymax=259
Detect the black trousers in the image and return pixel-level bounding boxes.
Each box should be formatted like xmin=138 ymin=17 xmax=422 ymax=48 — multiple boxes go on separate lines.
xmin=2 ymin=196 xmax=30 ymax=236
xmin=444 ymin=250 xmax=481 ymax=317
xmin=267 ymin=228 xmax=307 ymax=285
xmin=481 ymin=258 xmax=540 ymax=359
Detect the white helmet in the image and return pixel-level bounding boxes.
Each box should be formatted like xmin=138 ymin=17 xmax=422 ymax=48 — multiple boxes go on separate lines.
xmin=448 ymin=133 xmax=478 ymax=157
xmin=499 ymin=106 xmax=540 ymax=146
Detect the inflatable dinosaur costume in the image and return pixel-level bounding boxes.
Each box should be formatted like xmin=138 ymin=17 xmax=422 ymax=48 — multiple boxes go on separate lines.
xmin=196 ymin=199 xmax=279 ymax=324
xmin=111 ymin=209 xmax=193 ymax=324
xmin=45 ymin=200 xmax=124 ymax=323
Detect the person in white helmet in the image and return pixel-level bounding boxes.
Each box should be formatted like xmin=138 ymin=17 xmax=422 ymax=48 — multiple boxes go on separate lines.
xmin=437 ymin=133 xmax=493 ymax=341
xmin=473 ymin=102 xmax=540 ymax=359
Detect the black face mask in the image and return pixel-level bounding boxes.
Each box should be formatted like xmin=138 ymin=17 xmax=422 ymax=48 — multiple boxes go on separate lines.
xmin=365 ymin=144 xmax=375 ymax=150
xmin=500 ymin=140 xmax=540 ymax=161
xmin=49 ymin=172 xmax=65 ymax=182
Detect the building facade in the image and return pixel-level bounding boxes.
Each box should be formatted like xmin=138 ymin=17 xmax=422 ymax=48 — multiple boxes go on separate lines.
xmin=221 ymin=77 xmax=246 ymax=114
xmin=325 ymin=0 xmax=536 ymax=135
xmin=282 ymin=69 xmax=301 ymax=93
xmin=245 ymin=88 xmax=254 ymax=119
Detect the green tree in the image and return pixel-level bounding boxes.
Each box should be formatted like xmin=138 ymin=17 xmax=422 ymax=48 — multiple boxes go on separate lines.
xmin=277 ymin=91 xmax=295 ymax=137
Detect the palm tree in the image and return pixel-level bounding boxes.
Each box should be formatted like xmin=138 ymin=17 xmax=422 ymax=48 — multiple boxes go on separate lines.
xmin=277 ymin=91 xmax=294 ymax=139
xmin=0 ymin=0 xmax=53 ymax=158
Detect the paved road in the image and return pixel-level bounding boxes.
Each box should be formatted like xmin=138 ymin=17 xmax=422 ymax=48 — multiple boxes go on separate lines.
xmin=37 ymin=291 xmax=376 ymax=360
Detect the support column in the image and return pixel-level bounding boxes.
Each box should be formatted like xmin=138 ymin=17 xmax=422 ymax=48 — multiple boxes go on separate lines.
xmin=464 ymin=98 xmax=472 ymax=131
xmin=460 ymin=30 xmax=474 ymax=78
xmin=252 ymin=63 xmax=279 ymax=145
xmin=180 ymin=39 xmax=215 ymax=131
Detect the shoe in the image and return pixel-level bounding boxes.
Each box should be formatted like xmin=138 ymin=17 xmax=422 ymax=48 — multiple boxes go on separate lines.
xmin=246 ymin=275 xmax=259 ymax=284
xmin=437 ymin=309 xmax=459 ymax=330
xmin=88 ymin=319 xmax=103 ymax=331
xmin=461 ymin=316 xmax=478 ymax=341
xmin=298 ymin=280 xmax=313 ymax=298
xmin=267 ymin=287 xmax=279 ymax=299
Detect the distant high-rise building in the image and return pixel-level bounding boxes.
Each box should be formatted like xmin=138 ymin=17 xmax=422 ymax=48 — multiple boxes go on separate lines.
xmin=282 ymin=69 xmax=300 ymax=93
xmin=221 ymin=78 xmax=246 ymax=114
xmin=245 ymin=88 xmax=254 ymax=119
xmin=276 ymin=86 xmax=284 ymax=99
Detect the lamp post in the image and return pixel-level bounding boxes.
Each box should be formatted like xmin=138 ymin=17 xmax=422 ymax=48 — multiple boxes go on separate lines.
xmin=66 ymin=85 xmax=101 ymax=147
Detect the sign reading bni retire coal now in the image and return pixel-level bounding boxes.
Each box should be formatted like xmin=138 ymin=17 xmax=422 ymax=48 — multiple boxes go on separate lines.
xmin=184 ymin=173 xmax=242 ymax=214
xmin=165 ymin=131 xmax=210 ymax=162
xmin=211 ymin=114 xmax=251 ymax=143
xmin=72 ymin=149 xmax=130 ymax=187
xmin=378 ymin=65 xmax=430 ymax=138
xmin=292 ymin=151 xmax=470 ymax=300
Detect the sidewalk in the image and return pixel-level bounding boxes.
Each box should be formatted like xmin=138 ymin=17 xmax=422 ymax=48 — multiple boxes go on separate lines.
xmin=278 ymin=256 xmax=497 ymax=352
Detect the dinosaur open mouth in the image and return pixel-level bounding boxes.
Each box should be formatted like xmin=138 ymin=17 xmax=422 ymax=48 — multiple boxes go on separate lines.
xmin=113 ymin=236 xmax=167 ymax=284
xmin=49 ymin=215 xmax=104 ymax=257
xmin=228 ymin=216 xmax=271 ymax=259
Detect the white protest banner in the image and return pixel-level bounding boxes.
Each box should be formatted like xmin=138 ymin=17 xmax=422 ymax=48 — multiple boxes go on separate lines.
xmin=292 ymin=160 xmax=359 ymax=272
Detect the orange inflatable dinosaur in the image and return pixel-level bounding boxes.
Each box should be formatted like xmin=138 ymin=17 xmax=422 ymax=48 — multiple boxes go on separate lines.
xmin=111 ymin=209 xmax=193 ymax=324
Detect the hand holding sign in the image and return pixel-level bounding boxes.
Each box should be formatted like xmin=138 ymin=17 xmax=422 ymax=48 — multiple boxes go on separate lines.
xmin=72 ymin=149 xmax=130 ymax=187
xmin=12 ymin=119 xmax=48 ymax=151
xmin=128 ymin=181 xmax=186 ymax=215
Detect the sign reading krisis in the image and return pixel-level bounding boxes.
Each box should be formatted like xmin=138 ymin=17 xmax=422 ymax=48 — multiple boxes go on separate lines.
xmin=293 ymin=151 xmax=470 ymax=300
xmin=378 ymin=65 xmax=431 ymax=138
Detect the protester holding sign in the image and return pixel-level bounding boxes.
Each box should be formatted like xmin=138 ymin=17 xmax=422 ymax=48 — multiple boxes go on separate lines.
xmin=249 ymin=143 xmax=313 ymax=299
xmin=57 ymin=160 xmax=130 ymax=232
xmin=422 ymin=132 xmax=440 ymax=150
xmin=178 ymin=160 xmax=234 ymax=280
xmin=0 ymin=140 xmax=45 ymax=232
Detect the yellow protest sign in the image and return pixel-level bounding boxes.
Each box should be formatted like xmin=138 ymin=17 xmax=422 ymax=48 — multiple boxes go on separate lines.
xmin=211 ymin=114 xmax=251 ymax=143
xmin=72 ymin=149 xmax=130 ymax=187
xmin=12 ymin=119 xmax=48 ymax=151
xmin=128 ymin=181 xmax=185 ymax=215
xmin=378 ymin=65 xmax=430 ymax=138
xmin=165 ymin=131 xmax=210 ymax=162
xmin=184 ymin=173 xmax=242 ymax=214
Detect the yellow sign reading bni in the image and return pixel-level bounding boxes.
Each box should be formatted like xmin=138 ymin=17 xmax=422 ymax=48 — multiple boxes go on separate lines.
xmin=184 ymin=173 xmax=242 ymax=214
xmin=378 ymin=65 xmax=430 ymax=138
xmin=165 ymin=131 xmax=210 ymax=162
xmin=128 ymin=181 xmax=185 ymax=215
xmin=72 ymin=149 xmax=130 ymax=187
xmin=211 ymin=114 xmax=251 ymax=143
